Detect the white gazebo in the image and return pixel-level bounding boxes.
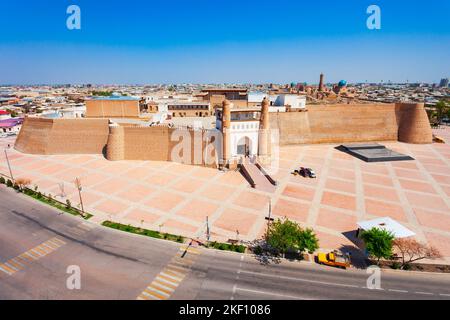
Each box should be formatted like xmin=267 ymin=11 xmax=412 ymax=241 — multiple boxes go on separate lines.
xmin=356 ymin=217 xmax=415 ymax=239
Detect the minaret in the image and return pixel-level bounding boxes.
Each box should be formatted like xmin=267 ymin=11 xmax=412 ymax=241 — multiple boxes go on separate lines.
xmin=318 ymin=73 xmax=324 ymax=92
xmin=221 ymin=99 xmax=231 ymax=167
xmin=258 ymin=97 xmax=270 ymax=162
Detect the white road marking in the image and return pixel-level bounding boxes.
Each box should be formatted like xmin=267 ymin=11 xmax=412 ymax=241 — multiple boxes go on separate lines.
xmin=388 ymin=289 xmax=409 ymax=293
xmin=160 ymin=271 xmax=183 ymax=282
xmin=239 ymin=270 xmax=360 ymax=289
xmin=156 ymin=276 xmax=179 ymax=287
xmin=235 ymin=287 xmax=313 ymax=300
xmin=415 ymin=291 xmax=434 ymax=295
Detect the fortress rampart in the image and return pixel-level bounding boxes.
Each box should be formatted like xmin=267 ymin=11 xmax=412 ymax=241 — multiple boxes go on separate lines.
xmin=14 ymin=117 xmax=110 ymax=154
xmin=14 ymin=103 xmax=432 ymax=164
xmin=270 ymin=103 xmax=432 ymax=145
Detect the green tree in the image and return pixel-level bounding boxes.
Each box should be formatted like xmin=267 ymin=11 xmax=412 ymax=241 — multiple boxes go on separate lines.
xmin=361 ymin=228 xmax=394 ymax=264
xmin=266 ymin=218 xmax=319 ymax=256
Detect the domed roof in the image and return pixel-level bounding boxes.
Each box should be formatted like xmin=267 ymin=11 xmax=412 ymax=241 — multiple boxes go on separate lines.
xmin=338 ymin=80 xmax=347 ymax=87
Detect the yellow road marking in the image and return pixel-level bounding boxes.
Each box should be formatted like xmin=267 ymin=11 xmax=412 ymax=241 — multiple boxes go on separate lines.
xmin=153 ymin=278 xmax=177 ymax=290
xmin=148 ymin=283 xmax=173 ymax=295
xmin=0 ymin=264 xmax=16 ymax=274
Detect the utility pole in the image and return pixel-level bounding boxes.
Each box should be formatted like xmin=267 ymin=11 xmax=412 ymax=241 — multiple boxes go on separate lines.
xmin=74 ymin=178 xmax=85 ymax=217
xmin=206 ymin=216 xmax=210 ymax=242
xmin=265 ymin=200 xmax=274 ymax=240
xmin=4 ymin=149 xmax=14 ymax=183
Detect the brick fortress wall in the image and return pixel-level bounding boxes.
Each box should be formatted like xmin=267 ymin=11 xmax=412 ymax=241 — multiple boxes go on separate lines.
xmin=106 ymin=125 xmax=219 ymax=168
xmin=14 ymin=117 xmax=110 ymax=154
xmin=270 ymin=103 xmax=432 ymax=145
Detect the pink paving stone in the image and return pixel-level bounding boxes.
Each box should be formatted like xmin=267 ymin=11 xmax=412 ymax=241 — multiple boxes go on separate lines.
xmin=289 ymin=174 xmax=321 ymax=187
xmin=365 ymin=199 xmax=408 ymax=222
xmin=116 ymin=184 xmax=156 ymax=203
xmin=442 ymin=185 xmax=450 ymax=197
xmin=414 ymin=208 xmax=450 ymax=232
xmin=325 ymin=178 xmax=355 ymax=194
xmin=315 ymin=231 xmax=356 ymax=250
xmin=233 ymin=190 xmax=270 ymax=211
xmin=94 ymin=199 xmax=129 ymax=216
xmin=95 ymin=178 xmax=133 ymax=195
xmin=9 ymin=156 xmax=38 ymax=167
xmin=39 ymin=163 xmax=68 ymax=175
xmin=165 ymin=163 xmax=196 ymax=175
xmin=216 ymin=171 xmax=246 ymax=186
xmin=33 ymin=178 xmax=59 ymax=190
xmin=431 ymin=173 xmax=450 ymax=186
xmin=100 ymin=162 xmax=137 ymax=175
xmin=175 ymin=199 xmax=219 ymax=222
xmin=416 ymin=157 xmax=447 ymax=166
xmin=84 ymin=159 xmax=108 ymax=170
xmin=363 ymin=184 xmax=400 ymax=203
xmin=67 ymin=190 xmax=102 ymax=207
xmin=120 ymin=167 xmax=155 ymax=181
xmin=145 ymin=172 xmax=178 ymax=187
xmin=77 ymin=172 xmax=110 ymax=187
xmin=327 ymin=168 xmax=356 ymax=181
xmin=421 ymin=163 xmax=450 ymax=175
xmin=19 ymin=159 xmax=52 ymax=171
xmin=362 ymin=173 xmax=394 ymax=187
xmin=213 ymin=208 xmax=259 ymax=236
xmin=53 ymin=168 xmax=89 ymax=183
xmin=424 ymin=232 xmax=450 ymax=257
xmin=316 ymin=208 xmax=358 ymax=232
xmin=162 ymin=218 xmax=199 ymax=233
xmin=66 ymin=155 xmax=96 ymax=165
xmin=398 ymin=179 xmax=437 ymax=195
xmin=144 ymin=192 xmax=185 ymax=212
xmin=171 ymin=177 xmax=205 ymax=194
xmin=390 ymin=161 xmax=419 ymax=170
xmin=321 ymin=191 xmax=356 ymax=211
xmin=282 ymin=184 xmax=316 ymax=202
xmin=199 ymin=183 xmax=236 ymax=202
xmin=328 ymin=159 xmax=356 ymax=170
xmin=360 ymin=163 xmax=390 ymax=176
xmin=394 ymin=168 xmax=426 ymax=181
xmin=190 ymin=167 xmax=220 ymax=180
xmin=404 ymin=192 xmax=449 ymax=212
xmin=124 ymin=208 xmax=160 ymax=224
xmin=273 ymin=198 xmax=310 ymax=222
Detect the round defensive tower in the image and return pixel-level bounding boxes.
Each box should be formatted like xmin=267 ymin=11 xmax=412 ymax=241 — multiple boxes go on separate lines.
xmin=396 ymin=103 xmax=432 ymax=144
xmin=106 ymin=124 xmax=125 ymax=160
xmin=221 ymin=99 xmax=231 ymax=166
xmin=258 ymin=97 xmax=270 ymax=161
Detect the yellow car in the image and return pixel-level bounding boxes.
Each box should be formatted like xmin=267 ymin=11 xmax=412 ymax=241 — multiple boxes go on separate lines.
xmin=317 ymin=250 xmax=351 ymax=269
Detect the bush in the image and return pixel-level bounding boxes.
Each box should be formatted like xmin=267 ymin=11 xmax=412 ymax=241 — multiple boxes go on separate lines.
xmin=391 ymin=262 xmax=401 ymax=269
xmin=66 ymin=199 xmax=71 ymax=210
xmin=361 ymin=228 xmax=394 ymax=264
xmin=0 ymin=176 xmax=5 ymax=184
xmin=266 ymin=218 xmax=319 ymax=256
xmin=6 ymin=179 xmax=13 ymax=187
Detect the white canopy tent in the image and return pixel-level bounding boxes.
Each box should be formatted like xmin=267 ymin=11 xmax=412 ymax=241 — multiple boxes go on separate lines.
xmin=357 ymin=217 xmax=415 ymax=238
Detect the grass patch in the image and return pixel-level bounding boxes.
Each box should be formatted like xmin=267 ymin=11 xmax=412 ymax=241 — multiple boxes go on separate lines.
xmin=206 ymin=241 xmax=246 ymax=253
xmin=102 ymin=221 xmax=185 ymax=243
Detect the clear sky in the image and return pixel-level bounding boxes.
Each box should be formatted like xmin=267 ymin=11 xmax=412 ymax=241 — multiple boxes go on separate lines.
xmin=1 ymin=0 xmax=449 ymax=85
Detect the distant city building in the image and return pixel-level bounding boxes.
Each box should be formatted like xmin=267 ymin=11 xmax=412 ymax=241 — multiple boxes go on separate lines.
xmin=439 ymin=78 xmax=449 ymax=88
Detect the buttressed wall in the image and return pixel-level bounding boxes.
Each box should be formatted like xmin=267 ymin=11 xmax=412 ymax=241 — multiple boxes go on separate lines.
xmin=106 ymin=125 xmax=218 ymax=167
xmin=270 ymin=103 xmax=432 ymax=145
xmin=85 ymin=99 xmax=140 ymax=118
xmin=15 ymin=117 xmax=110 ymax=154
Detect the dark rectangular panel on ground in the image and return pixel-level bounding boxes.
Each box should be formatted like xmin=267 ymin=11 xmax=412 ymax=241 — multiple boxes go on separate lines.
xmin=338 ymin=144 xmax=414 ymax=162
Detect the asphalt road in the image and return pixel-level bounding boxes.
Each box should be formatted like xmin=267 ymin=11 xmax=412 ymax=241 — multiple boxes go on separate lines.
xmin=1 ymin=186 xmax=450 ymax=300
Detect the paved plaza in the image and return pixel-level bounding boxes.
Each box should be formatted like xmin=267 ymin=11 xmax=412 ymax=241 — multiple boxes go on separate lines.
xmin=1 ymin=128 xmax=450 ymax=263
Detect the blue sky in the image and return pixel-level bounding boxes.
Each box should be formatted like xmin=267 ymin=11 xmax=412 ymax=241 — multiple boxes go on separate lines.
xmin=0 ymin=0 xmax=449 ymax=84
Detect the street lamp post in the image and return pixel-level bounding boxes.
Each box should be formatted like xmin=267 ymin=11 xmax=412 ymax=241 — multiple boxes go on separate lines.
xmin=4 ymin=149 xmax=14 ymax=183
xmin=74 ymin=178 xmax=85 ymax=218
xmin=265 ymin=200 xmax=274 ymax=240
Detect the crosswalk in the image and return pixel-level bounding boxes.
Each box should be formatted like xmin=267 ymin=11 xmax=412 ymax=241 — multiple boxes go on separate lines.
xmin=137 ymin=245 xmax=201 ymax=300
xmin=0 ymin=237 xmax=66 ymax=276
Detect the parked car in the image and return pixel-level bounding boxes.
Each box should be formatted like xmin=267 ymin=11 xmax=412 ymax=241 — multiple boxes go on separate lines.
xmin=306 ymin=168 xmax=316 ymax=178
xmin=317 ymin=250 xmax=350 ymax=269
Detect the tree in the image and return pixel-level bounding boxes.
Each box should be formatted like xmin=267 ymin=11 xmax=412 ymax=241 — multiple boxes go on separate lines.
xmin=266 ymin=218 xmax=319 ymax=256
xmin=361 ymin=228 xmax=394 ymax=264
xmin=393 ymin=238 xmax=442 ymax=269
xmin=15 ymin=178 xmax=31 ymax=192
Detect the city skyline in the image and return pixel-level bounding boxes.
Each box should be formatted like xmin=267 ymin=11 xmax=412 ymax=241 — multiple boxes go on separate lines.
xmin=1 ymin=0 xmax=449 ymax=84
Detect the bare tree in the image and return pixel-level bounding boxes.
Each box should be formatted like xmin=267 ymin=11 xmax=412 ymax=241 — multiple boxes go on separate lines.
xmin=393 ymin=238 xmax=442 ymax=269
xmin=15 ymin=178 xmax=31 ymax=191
